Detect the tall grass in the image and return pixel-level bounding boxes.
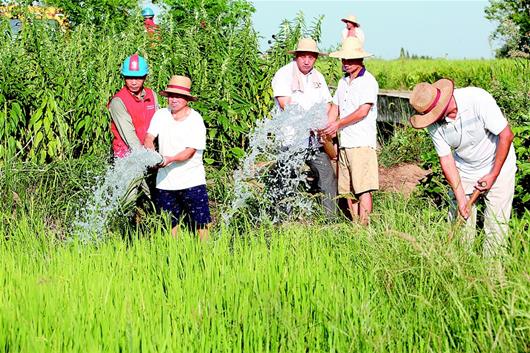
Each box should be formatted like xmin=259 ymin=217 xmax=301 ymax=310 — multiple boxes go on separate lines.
xmin=317 ymin=58 xmax=530 ymax=125
xmin=0 ymin=13 xmax=266 ymax=166
xmin=0 ymin=193 xmax=529 ymax=352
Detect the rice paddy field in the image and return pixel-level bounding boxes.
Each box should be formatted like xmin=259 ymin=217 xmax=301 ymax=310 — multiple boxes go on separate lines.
xmin=1 ymin=191 xmax=529 ymax=353
xmin=1 ymin=6 xmax=530 ymax=353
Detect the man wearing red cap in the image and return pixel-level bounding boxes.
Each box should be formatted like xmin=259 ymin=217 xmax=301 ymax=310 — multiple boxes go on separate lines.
xmin=408 ymin=78 xmax=516 ymax=257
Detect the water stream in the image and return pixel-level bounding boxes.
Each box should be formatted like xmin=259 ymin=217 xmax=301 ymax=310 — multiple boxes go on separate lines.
xmin=73 ymin=148 xmax=162 ymax=242
xmin=224 ymin=103 xmax=329 ymax=224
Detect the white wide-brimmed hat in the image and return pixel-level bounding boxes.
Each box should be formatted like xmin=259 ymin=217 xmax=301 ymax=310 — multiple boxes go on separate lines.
xmin=287 ymin=37 xmax=326 ymax=55
xmin=160 ymin=75 xmax=197 ymax=101
xmin=409 ymin=79 xmax=454 ymax=129
xmin=329 ymin=37 xmax=372 ymax=59
xmin=341 ymin=15 xmax=360 ymax=26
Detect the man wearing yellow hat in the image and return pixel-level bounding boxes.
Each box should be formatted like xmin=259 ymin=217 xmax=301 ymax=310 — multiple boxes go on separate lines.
xmin=321 ymin=37 xmax=379 ymax=226
xmin=271 ymin=37 xmax=337 ymax=216
xmin=408 ymin=79 xmax=516 ymax=257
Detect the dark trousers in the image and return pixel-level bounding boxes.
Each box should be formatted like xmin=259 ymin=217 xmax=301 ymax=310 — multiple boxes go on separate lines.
xmin=306 ymin=149 xmax=337 ymax=216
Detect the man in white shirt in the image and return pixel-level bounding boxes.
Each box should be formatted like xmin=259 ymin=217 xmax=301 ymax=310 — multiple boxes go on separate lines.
xmin=271 ymin=37 xmax=337 ymax=216
xmin=321 ymin=37 xmax=379 ymax=226
xmin=144 ymin=75 xmax=211 ymax=240
xmin=408 ymin=78 xmax=516 ymax=257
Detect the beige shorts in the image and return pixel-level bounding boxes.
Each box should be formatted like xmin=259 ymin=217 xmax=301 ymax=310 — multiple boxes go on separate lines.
xmin=338 ymin=147 xmax=379 ymax=196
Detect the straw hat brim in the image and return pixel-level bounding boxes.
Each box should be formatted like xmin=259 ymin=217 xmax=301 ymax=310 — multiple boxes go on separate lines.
xmin=329 ymin=50 xmax=372 ymax=60
xmin=160 ymin=89 xmax=197 ymax=101
xmin=409 ymin=79 xmax=454 ymax=129
xmin=341 ymin=18 xmax=358 ymax=25
xmin=287 ymin=49 xmax=327 ymax=56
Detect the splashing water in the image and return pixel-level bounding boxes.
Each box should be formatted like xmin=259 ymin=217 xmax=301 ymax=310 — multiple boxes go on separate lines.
xmin=73 ymin=148 xmax=162 ymax=242
xmin=224 ymin=103 xmax=329 ymax=224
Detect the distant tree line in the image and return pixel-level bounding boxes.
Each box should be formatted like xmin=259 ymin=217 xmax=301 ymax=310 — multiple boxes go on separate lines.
xmin=398 ymin=47 xmax=433 ymax=60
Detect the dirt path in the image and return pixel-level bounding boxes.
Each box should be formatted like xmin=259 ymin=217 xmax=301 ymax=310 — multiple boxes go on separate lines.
xmin=379 ymin=163 xmax=431 ymax=196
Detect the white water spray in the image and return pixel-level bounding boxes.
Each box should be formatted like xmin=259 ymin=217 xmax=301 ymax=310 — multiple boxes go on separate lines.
xmin=224 ymin=103 xmax=329 ymax=224
xmin=73 ymin=148 xmax=162 ymax=242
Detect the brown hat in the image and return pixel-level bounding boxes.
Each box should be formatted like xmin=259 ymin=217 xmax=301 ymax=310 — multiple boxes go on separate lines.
xmin=409 ymin=79 xmax=454 ymax=129
xmin=341 ymin=15 xmax=360 ymax=26
xmin=160 ymin=75 xmax=197 ymax=101
xmin=329 ymin=37 xmax=372 ymax=59
xmin=287 ymin=38 xmax=326 ymax=55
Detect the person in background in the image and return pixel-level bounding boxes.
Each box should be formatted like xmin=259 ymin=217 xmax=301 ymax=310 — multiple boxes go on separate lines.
xmin=108 ymin=54 xmax=158 ymax=205
xmin=144 ymin=75 xmax=211 ymax=240
xmin=408 ymin=78 xmax=516 ymax=258
xmin=341 ymin=15 xmax=365 ymax=44
xmin=271 ymin=37 xmax=337 ymax=217
xmin=321 ymin=37 xmax=379 ymax=226
xmin=141 ymin=7 xmax=158 ymax=35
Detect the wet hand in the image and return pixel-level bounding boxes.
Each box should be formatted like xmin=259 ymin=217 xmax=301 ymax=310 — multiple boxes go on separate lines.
xmin=321 ymin=121 xmax=340 ymax=137
xmin=159 ymin=156 xmax=171 ymax=167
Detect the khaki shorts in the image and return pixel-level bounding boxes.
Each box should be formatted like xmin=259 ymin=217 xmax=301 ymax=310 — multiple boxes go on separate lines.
xmin=338 ymin=147 xmax=379 ymax=196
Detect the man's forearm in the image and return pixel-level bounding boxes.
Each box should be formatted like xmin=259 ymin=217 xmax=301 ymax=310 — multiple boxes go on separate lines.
xmin=144 ymin=134 xmax=155 ymax=150
xmin=168 ymin=148 xmax=196 ymax=163
xmin=440 ymin=154 xmax=466 ymax=203
xmin=490 ymin=126 xmax=514 ymax=178
xmin=337 ymin=104 xmax=371 ymax=129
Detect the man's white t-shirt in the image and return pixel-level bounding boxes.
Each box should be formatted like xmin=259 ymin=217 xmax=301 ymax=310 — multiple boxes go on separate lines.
xmin=147 ymin=108 xmax=206 ymax=190
xmin=332 ymin=69 xmax=379 ymax=148
xmin=271 ymin=61 xmax=332 ymax=146
xmin=272 ymin=61 xmax=332 ymax=111
xmin=427 ymin=87 xmax=516 ymax=181
xmin=341 ymin=27 xmax=365 ymax=44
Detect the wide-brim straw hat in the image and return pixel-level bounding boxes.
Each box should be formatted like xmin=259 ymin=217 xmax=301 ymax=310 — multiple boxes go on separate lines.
xmin=287 ymin=37 xmax=326 ymax=55
xmin=329 ymin=37 xmax=372 ymax=59
xmin=409 ymin=79 xmax=454 ymax=129
xmin=160 ymin=75 xmax=197 ymax=101
xmin=341 ymin=15 xmax=360 ymax=26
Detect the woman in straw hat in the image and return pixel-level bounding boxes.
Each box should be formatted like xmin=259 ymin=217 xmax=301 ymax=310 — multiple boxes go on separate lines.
xmin=408 ymin=79 xmax=516 ymax=257
xmin=320 ymin=37 xmax=378 ymax=226
xmin=144 ymin=75 xmax=211 ymax=240
xmin=341 ymin=15 xmax=365 ymax=44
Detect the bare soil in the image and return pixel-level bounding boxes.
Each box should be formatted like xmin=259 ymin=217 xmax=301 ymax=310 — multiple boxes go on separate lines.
xmin=379 ymin=163 xmax=431 ymax=196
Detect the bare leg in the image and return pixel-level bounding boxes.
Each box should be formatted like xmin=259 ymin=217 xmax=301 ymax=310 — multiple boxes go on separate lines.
xmin=198 ymin=225 xmax=210 ymax=241
xmin=347 ymin=198 xmax=359 ymax=222
xmin=358 ymin=192 xmax=373 ymax=226
xmin=171 ymin=226 xmax=179 ymax=238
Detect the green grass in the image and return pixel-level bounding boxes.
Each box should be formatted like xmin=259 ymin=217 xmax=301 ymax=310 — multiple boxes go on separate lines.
xmin=1 ymin=192 xmax=529 ymax=352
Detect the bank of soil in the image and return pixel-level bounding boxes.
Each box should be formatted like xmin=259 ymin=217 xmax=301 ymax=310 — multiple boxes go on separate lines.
xmin=379 ymin=163 xmax=431 ymax=196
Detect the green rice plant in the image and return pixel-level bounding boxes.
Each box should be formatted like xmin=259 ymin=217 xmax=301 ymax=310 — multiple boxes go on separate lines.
xmin=0 ymin=192 xmax=529 ymax=352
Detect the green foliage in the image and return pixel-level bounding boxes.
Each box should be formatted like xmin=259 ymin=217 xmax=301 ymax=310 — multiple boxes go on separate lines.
xmin=485 ymin=0 xmax=530 ymax=58
xmin=512 ymin=124 xmax=530 ymax=212
xmin=265 ymin=12 xmax=324 ymax=71
xmin=378 ymin=125 xmax=432 ymax=168
xmin=158 ymin=0 xmax=254 ymax=28
xmin=0 ymin=5 xmax=264 ymax=166
xmin=42 ymin=0 xmax=137 ymax=28
xmin=365 ymin=58 xmax=530 ymax=126
xmin=0 ymin=4 xmax=329 ymax=167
